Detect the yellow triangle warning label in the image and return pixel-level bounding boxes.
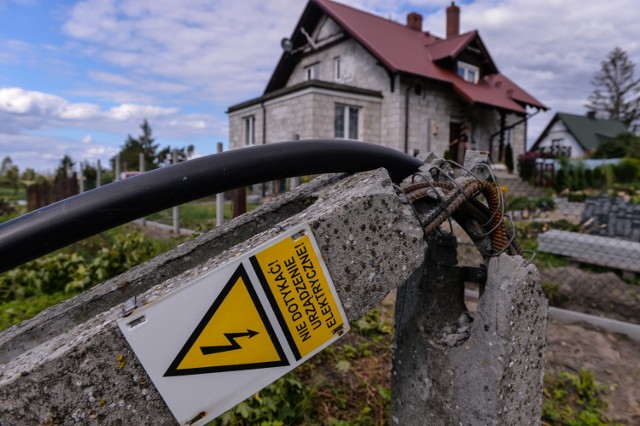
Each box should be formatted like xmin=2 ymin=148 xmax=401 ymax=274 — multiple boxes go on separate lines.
xmin=164 ymin=264 xmax=289 ymax=376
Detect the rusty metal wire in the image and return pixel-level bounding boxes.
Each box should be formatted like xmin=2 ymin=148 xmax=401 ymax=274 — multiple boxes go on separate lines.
xmin=401 ymin=167 xmax=522 ymax=257
xmin=405 ymin=172 xmax=455 ymax=235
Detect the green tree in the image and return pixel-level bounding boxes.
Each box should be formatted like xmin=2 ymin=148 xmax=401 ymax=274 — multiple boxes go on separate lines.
xmin=1 ymin=157 xmax=13 ymax=176
xmin=56 ymin=155 xmax=75 ymax=181
xmin=156 ymin=144 xmax=195 ymax=167
xmin=592 ymin=131 xmax=640 ymax=159
xmin=20 ymin=168 xmax=37 ymax=182
xmin=81 ymin=163 xmax=105 ymax=190
xmin=115 ymin=119 xmax=159 ymax=171
xmin=585 ymin=47 xmax=640 ymax=126
xmin=6 ymin=167 xmax=19 ymax=195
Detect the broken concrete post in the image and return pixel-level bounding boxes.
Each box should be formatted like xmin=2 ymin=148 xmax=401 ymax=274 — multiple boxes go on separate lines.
xmin=0 ymin=168 xmax=425 ymax=424
xmin=392 ymin=234 xmax=548 ymax=425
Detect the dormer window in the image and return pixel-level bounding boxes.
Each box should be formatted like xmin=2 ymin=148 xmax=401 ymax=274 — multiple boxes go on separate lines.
xmin=457 ymin=61 xmax=479 ymax=84
xmin=305 ymin=63 xmax=319 ymax=80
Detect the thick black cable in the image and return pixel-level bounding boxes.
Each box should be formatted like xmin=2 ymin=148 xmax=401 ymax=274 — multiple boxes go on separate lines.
xmin=0 ymin=140 xmax=423 ymax=273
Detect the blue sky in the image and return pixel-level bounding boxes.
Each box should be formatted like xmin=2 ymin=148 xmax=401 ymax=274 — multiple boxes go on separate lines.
xmin=1 ymin=0 xmax=639 ymax=172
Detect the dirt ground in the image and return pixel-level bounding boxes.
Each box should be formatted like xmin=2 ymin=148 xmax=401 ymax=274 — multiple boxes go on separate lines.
xmin=544 ymin=320 xmax=640 ymax=424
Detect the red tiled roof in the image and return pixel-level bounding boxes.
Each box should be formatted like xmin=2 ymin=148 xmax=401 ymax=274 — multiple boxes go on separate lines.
xmin=429 ymin=32 xmax=478 ymax=61
xmin=265 ymin=0 xmax=546 ymax=114
xmin=314 ymin=0 xmax=545 ymax=113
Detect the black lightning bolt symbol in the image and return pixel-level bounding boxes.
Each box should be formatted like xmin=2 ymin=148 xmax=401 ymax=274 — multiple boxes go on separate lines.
xmin=200 ymin=329 xmax=259 ymax=355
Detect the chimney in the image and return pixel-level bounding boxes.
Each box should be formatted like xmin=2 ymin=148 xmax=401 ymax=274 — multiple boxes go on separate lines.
xmin=406 ymin=12 xmax=423 ymax=31
xmin=586 ymin=110 xmax=596 ymax=119
xmin=446 ymin=2 xmax=460 ymax=38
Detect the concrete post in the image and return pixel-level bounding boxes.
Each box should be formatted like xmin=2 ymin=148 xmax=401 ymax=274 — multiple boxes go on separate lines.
xmin=289 ymin=176 xmax=300 ymax=190
xmin=392 ymin=234 xmax=548 ymax=425
xmin=216 ymin=143 xmax=224 ymax=227
xmin=78 ymin=162 xmax=85 ymax=194
xmin=139 ymin=153 xmax=146 ymax=227
xmin=115 ymin=154 xmax=121 ymax=182
xmin=96 ymin=160 xmax=102 ymax=188
xmin=0 ymin=169 xmax=426 ymax=424
xmin=172 ymin=150 xmax=180 ymax=234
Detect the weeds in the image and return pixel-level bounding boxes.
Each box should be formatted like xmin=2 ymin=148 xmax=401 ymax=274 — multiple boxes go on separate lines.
xmin=542 ymin=370 xmax=622 ymax=426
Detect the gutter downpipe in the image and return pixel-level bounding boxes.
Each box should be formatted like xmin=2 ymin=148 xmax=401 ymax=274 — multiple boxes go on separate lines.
xmin=404 ymin=78 xmax=419 ymax=154
xmin=262 ymin=100 xmax=267 ymax=197
xmin=405 ymin=85 xmax=410 ymax=154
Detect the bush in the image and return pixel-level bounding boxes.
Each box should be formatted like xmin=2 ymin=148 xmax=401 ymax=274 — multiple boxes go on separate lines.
xmin=505 ymin=143 xmax=514 ymax=173
xmin=507 ymin=195 xmax=533 ymax=211
xmin=0 ymin=198 xmax=14 ymax=215
xmin=593 ymin=131 xmax=640 ymax=159
xmin=593 ymin=139 xmax=629 ymax=159
xmin=554 ymin=168 xmax=566 ymax=192
xmin=535 ymin=196 xmax=555 ymax=210
xmin=584 ymin=168 xmax=594 ymax=188
xmin=517 ymin=151 xmax=541 ymax=182
xmin=567 ymin=191 xmax=587 ymax=202
xmin=612 ymin=158 xmax=640 ymax=183
xmin=0 ymin=230 xmax=158 ymax=302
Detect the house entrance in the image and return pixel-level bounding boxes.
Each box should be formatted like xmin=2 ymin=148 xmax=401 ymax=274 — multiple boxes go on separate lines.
xmin=449 ymin=122 xmax=461 ymax=162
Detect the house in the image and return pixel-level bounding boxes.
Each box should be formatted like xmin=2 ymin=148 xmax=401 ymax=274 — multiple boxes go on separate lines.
xmin=531 ymin=112 xmax=628 ymax=159
xmin=227 ymin=0 xmax=546 ymax=167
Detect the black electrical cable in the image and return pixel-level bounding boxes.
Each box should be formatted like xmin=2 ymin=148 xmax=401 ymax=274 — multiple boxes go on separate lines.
xmin=0 ymin=140 xmax=423 ymax=273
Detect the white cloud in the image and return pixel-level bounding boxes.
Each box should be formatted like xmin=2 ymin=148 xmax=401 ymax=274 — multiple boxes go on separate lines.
xmin=0 ymin=86 xmax=227 ymax=171
xmin=0 ymin=87 xmax=181 ymax=126
xmin=62 ymin=0 xmax=306 ymax=105
xmin=106 ymin=103 xmax=179 ymax=120
xmin=0 ymin=133 xmax=119 ymax=173
xmin=0 ymin=87 xmax=66 ymax=115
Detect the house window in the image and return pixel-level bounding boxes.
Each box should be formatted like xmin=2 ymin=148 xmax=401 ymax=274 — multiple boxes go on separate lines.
xmin=243 ymin=115 xmax=255 ymax=146
xmin=305 ymin=63 xmax=319 ymax=81
xmin=457 ymin=61 xmax=479 ymax=83
xmin=334 ymin=57 xmax=341 ymax=81
xmin=334 ymin=104 xmax=360 ymax=139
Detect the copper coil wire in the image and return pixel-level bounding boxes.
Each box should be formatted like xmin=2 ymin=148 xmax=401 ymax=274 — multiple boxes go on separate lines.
xmin=464 ymin=198 xmax=522 ymax=256
xmin=403 ymin=177 xmax=519 ymax=256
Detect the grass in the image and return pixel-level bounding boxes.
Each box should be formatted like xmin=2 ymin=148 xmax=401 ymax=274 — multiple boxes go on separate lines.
xmin=0 ymin=186 xmax=26 ymax=201
xmin=145 ymin=200 xmax=259 ymax=231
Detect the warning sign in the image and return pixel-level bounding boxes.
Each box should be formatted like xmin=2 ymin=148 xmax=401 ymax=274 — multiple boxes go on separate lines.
xmin=251 ymin=232 xmax=345 ymax=360
xmin=116 ymin=224 xmax=349 ymax=425
xmin=164 ymin=264 xmax=288 ymax=376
